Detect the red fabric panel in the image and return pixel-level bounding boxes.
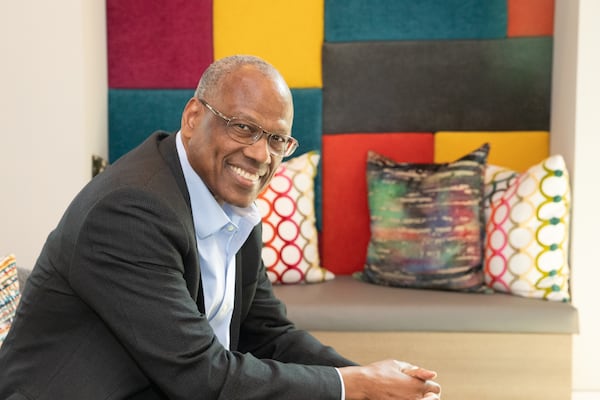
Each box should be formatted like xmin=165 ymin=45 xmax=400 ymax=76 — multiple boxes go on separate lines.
xmin=507 ymin=0 xmax=555 ymax=37
xmin=321 ymin=133 xmax=434 ymax=275
xmin=107 ymin=0 xmax=213 ymax=88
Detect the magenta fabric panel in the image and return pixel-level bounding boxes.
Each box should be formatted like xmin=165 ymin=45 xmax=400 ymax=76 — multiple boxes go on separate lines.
xmin=107 ymin=0 xmax=214 ymax=89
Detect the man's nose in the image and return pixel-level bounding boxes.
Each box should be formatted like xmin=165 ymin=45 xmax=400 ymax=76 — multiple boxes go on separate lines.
xmin=243 ymin=135 xmax=272 ymax=164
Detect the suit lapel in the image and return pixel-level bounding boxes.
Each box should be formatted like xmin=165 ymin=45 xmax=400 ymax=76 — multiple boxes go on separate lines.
xmin=229 ymin=251 xmax=243 ymax=350
xmin=157 ymin=132 xmax=205 ymax=311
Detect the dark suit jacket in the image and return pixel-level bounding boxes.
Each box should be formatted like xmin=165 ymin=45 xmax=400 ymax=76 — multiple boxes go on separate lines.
xmin=0 ymin=132 xmax=355 ymax=400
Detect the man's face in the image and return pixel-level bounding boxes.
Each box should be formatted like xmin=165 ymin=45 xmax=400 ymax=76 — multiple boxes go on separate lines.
xmin=181 ymin=66 xmax=294 ymax=208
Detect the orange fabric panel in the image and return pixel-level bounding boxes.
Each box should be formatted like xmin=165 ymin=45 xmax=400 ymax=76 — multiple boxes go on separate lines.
xmin=321 ymin=133 xmax=434 ymax=275
xmin=507 ymin=0 xmax=555 ymax=37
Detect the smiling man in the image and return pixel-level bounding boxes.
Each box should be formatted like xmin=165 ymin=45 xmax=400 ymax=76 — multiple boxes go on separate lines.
xmin=0 ymin=55 xmax=440 ymax=400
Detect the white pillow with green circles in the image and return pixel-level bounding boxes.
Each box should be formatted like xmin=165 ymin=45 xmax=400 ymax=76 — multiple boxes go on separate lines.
xmin=484 ymin=155 xmax=571 ymax=302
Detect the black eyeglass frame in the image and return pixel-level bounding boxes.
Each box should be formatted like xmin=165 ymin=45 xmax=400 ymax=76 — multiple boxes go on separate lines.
xmin=198 ymin=98 xmax=299 ymax=157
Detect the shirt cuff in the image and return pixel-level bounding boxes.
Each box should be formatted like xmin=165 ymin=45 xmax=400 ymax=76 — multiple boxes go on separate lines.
xmin=335 ymin=368 xmax=345 ymax=400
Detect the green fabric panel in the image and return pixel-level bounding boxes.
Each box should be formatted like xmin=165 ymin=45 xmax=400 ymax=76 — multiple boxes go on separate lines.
xmin=325 ymin=0 xmax=507 ymax=42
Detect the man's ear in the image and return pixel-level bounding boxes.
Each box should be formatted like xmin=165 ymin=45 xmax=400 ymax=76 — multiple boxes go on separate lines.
xmin=181 ymin=97 xmax=202 ymax=134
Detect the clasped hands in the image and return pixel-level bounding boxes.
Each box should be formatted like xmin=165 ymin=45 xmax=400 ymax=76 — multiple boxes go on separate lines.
xmin=340 ymin=359 xmax=441 ymax=400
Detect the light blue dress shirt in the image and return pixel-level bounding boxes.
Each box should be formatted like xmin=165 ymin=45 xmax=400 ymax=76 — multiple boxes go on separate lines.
xmin=175 ymin=132 xmax=260 ymax=349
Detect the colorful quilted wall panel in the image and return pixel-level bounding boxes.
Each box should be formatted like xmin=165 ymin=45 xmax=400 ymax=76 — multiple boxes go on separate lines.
xmin=213 ymin=0 xmax=324 ymax=88
xmin=321 ymin=133 xmax=434 ymax=275
xmin=322 ymin=38 xmax=552 ymax=133
xmin=325 ymin=0 xmax=507 ymax=42
xmin=106 ymin=2 xmax=557 ymax=277
xmin=106 ymin=0 xmax=213 ymax=88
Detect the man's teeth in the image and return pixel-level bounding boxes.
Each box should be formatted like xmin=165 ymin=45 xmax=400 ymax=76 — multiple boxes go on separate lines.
xmin=231 ymin=166 xmax=260 ymax=181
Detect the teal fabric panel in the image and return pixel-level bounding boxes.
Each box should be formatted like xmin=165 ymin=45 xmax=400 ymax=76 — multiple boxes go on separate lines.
xmin=109 ymin=89 xmax=322 ymax=160
xmin=290 ymin=89 xmax=322 ymax=156
xmin=109 ymin=89 xmax=193 ymax=162
xmin=325 ymin=0 xmax=507 ymax=42
xmin=322 ymin=38 xmax=552 ymax=133
xmin=289 ymin=88 xmax=324 ymax=230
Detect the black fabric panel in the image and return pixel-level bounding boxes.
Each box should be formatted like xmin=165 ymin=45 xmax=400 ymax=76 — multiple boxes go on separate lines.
xmin=322 ymin=38 xmax=552 ymax=133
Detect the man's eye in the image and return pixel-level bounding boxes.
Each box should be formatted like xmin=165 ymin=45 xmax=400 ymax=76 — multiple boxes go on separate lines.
xmin=270 ymin=134 xmax=286 ymax=144
xmin=232 ymin=122 xmax=253 ymax=132
xmin=230 ymin=122 xmax=258 ymax=136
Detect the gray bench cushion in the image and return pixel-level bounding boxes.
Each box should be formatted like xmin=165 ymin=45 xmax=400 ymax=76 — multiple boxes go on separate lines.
xmin=273 ymin=276 xmax=579 ymax=334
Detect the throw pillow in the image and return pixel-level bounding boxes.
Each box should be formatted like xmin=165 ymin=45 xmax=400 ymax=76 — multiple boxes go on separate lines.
xmin=1 ymin=254 xmax=21 ymax=347
xmin=484 ymin=155 xmax=571 ymax=301
xmin=257 ymin=151 xmax=334 ymax=284
xmin=360 ymin=143 xmax=489 ymax=291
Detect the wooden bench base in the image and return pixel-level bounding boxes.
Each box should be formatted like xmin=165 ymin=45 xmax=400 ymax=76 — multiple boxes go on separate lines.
xmin=311 ymin=331 xmax=572 ymax=400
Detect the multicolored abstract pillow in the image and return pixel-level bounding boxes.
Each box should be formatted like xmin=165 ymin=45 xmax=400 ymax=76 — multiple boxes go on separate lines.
xmin=484 ymin=155 xmax=571 ymax=301
xmin=257 ymin=151 xmax=334 ymax=284
xmin=1 ymin=254 xmax=21 ymax=347
xmin=360 ymin=144 xmax=489 ymax=291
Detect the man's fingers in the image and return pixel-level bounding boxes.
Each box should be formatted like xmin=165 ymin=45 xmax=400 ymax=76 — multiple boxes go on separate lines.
xmin=400 ymin=364 xmax=438 ymax=381
xmin=425 ymin=380 xmax=442 ymax=394
xmin=393 ymin=359 xmax=441 ymax=397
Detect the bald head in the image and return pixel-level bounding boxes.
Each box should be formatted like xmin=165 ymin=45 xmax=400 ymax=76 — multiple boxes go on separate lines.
xmin=194 ymin=55 xmax=291 ymax=104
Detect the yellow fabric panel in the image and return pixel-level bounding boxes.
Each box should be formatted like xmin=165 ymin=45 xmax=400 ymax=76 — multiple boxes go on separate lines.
xmin=213 ymin=0 xmax=324 ymax=88
xmin=434 ymin=131 xmax=549 ymax=172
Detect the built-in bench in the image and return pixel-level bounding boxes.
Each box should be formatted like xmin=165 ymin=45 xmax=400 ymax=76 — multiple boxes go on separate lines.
xmin=274 ymin=276 xmax=579 ymax=400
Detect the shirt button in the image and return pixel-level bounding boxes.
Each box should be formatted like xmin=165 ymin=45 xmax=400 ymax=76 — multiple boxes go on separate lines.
xmin=226 ymin=224 xmax=235 ymax=232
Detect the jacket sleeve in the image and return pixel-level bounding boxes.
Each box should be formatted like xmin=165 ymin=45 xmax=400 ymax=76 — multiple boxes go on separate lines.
xmin=69 ymin=187 xmax=345 ymax=400
xmin=235 ymin=224 xmax=358 ymax=368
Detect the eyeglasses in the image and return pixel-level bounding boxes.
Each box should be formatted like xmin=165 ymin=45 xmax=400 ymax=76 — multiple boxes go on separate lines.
xmin=198 ymin=98 xmax=299 ymax=157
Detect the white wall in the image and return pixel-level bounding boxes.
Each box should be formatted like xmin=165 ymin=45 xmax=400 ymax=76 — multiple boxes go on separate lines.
xmin=0 ymin=0 xmax=107 ymax=269
xmin=552 ymin=0 xmax=600 ymax=393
